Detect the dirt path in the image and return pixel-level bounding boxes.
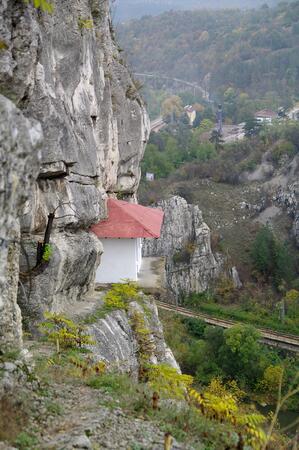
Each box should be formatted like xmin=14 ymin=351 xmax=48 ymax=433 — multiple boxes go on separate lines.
xmin=20 ymin=341 xmax=190 ymax=450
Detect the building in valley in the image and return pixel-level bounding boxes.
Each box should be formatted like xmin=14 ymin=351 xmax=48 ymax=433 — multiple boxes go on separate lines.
xmin=255 ymin=109 xmax=277 ymax=123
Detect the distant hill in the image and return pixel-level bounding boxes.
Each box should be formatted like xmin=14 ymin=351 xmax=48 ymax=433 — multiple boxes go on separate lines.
xmin=117 ymin=1 xmax=299 ymax=112
xmin=113 ymin=0 xmax=283 ymax=21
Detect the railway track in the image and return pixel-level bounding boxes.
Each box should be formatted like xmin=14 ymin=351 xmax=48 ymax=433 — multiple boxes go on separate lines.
xmin=156 ymin=301 xmax=299 ymax=353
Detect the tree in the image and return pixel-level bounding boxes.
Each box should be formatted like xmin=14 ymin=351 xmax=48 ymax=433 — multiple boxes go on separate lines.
xmin=220 ymin=325 xmax=264 ymax=386
xmin=209 ymin=129 xmax=224 ymax=150
xmin=244 ymin=117 xmax=262 ymax=138
xmin=259 ymin=365 xmax=284 ymax=398
xmin=141 ymin=143 xmax=174 ymax=178
xmin=197 ymin=118 xmax=214 ymax=134
xmin=251 ymin=226 xmax=295 ymax=287
xmin=161 ymin=96 xmax=183 ymax=123
xmin=284 ymin=289 xmax=299 ymax=319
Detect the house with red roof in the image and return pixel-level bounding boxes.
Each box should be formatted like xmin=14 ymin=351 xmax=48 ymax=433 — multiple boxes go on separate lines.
xmin=255 ymin=109 xmax=277 ymax=123
xmin=91 ymin=199 xmax=164 ymax=283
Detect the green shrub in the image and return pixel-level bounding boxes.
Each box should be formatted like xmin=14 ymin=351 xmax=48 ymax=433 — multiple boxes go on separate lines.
xmin=0 ymin=349 xmax=20 ymax=362
xmin=182 ymin=317 xmax=206 ymax=339
xmin=39 ymin=313 xmax=94 ymax=351
xmin=42 ymin=243 xmax=52 ymax=262
xmin=173 ymin=240 xmax=196 ymax=265
xmin=271 ymin=139 xmax=296 ymax=163
xmin=215 ymin=277 xmax=236 ymax=304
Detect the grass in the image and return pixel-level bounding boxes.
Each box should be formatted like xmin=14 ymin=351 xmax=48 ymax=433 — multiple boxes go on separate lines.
xmin=45 ymin=399 xmax=63 ymax=415
xmin=0 ymin=389 xmax=41 ymax=447
xmin=87 ymin=372 xmax=133 ymax=394
xmin=83 ymin=306 xmax=111 ymax=324
xmin=83 ymin=293 xmax=153 ymax=325
xmin=148 ymin=405 xmax=238 ymax=450
xmin=2 ymin=338 xmax=289 ymax=450
xmin=87 ymin=372 xmax=239 ymax=450
xmin=14 ymin=432 xmax=38 ymax=450
xmin=0 ymin=348 xmax=20 ymax=363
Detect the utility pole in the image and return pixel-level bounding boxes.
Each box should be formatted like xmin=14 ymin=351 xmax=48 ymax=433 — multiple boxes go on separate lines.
xmin=216 ymin=104 xmax=223 ymax=135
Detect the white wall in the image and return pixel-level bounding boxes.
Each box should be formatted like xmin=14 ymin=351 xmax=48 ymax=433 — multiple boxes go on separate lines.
xmin=256 ymin=117 xmax=272 ymax=123
xmin=96 ymin=238 xmax=138 ymax=283
xmin=136 ymin=238 xmax=142 ymax=273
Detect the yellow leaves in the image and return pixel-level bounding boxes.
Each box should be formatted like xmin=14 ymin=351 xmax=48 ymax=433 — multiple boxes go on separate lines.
xmin=69 ymin=355 xmax=106 ymax=377
xmin=188 ymin=379 xmax=267 ymax=449
xmin=24 ymin=0 xmax=54 ymax=13
xmin=259 ymin=365 xmax=284 ymax=394
xmin=104 ymin=282 xmax=140 ymax=311
xmin=46 ymin=358 xmax=55 ymax=366
xmin=104 ymin=292 xmax=126 ymax=310
xmin=240 ymin=413 xmax=266 ymax=427
xmin=0 ymin=41 xmax=8 ymax=51
xmin=78 ymin=18 xmax=94 ymax=30
xmin=147 ymin=364 xmax=193 ymax=400
xmin=285 ymin=289 xmax=299 ymax=302
xmin=40 ymin=313 xmax=95 ymax=350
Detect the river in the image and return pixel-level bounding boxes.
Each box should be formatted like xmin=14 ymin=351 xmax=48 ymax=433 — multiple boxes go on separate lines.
xmin=257 ymin=404 xmax=298 ymax=436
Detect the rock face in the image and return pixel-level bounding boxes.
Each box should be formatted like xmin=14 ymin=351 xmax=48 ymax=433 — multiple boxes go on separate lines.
xmin=271 ymin=155 xmax=299 ymax=246
xmin=0 ymin=0 xmax=150 ymax=339
xmin=0 ymin=94 xmax=42 ymax=349
xmin=88 ymin=298 xmax=180 ymax=379
xmin=143 ymin=196 xmax=220 ymax=297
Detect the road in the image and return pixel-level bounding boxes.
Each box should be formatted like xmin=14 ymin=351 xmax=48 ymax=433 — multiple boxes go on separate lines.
xmin=156 ymin=301 xmax=299 ymax=353
xmin=150 ymin=116 xmax=166 ymax=133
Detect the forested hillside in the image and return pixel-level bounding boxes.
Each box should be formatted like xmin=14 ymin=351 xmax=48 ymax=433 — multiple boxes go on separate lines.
xmin=114 ymin=0 xmax=283 ymax=21
xmin=118 ymin=1 xmax=299 ymax=109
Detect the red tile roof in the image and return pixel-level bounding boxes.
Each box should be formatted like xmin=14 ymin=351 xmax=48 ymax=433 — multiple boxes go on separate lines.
xmin=91 ymin=198 xmax=164 ymax=239
xmin=255 ymin=109 xmax=277 ymax=118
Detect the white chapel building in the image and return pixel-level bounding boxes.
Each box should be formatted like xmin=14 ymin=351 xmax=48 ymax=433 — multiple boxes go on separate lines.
xmin=91 ymin=198 xmax=164 ymax=283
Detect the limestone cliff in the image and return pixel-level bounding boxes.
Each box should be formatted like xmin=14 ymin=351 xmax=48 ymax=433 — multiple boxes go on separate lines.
xmin=270 ymin=155 xmax=299 ymax=246
xmin=0 ymin=0 xmax=150 ymax=348
xmin=241 ymin=152 xmax=299 ymax=246
xmin=66 ymin=293 xmax=180 ymax=379
xmin=0 ymin=95 xmax=42 ymax=349
xmin=143 ymin=196 xmax=220 ymax=297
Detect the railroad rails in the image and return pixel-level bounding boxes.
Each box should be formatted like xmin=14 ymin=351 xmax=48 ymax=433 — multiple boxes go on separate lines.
xmin=156 ymin=301 xmax=299 ymax=353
